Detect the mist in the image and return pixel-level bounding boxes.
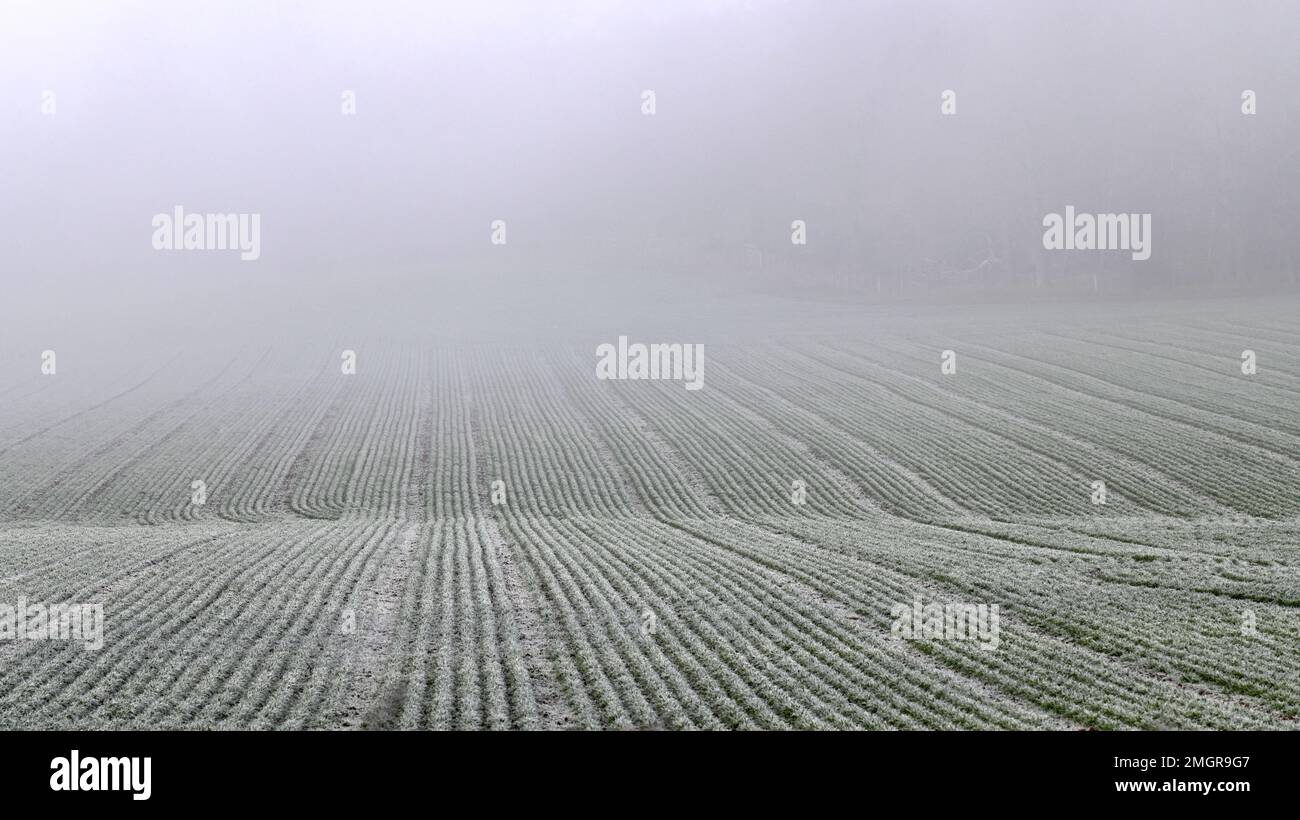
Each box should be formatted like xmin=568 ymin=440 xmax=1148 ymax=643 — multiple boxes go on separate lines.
xmin=2 ymin=0 xmax=1298 ymax=348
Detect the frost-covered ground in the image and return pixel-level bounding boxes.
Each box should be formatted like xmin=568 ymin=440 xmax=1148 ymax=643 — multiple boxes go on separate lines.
xmin=0 ymin=299 xmax=1296 ymax=729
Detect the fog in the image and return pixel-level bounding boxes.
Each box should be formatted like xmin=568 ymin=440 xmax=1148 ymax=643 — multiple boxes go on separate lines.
xmin=2 ymin=0 xmax=1298 ymax=347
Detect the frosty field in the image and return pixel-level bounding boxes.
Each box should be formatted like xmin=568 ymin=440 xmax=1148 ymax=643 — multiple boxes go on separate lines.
xmin=0 ymin=298 xmax=1297 ymax=730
